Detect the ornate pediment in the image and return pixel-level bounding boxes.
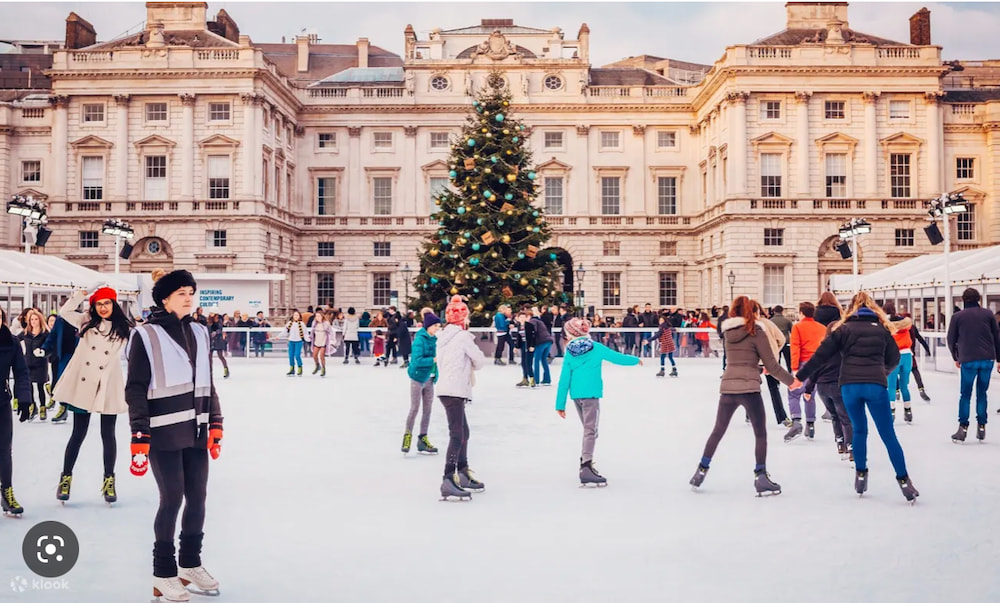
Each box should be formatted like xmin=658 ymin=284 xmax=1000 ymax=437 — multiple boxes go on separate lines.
xmin=951 ymin=185 xmax=987 ymax=199
xmin=197 ymin=134 xmax=241 ymax=148
xmin=420 ymin=159 xmax=449 ymax=172
xmin=815 ymin=132 xmax=859 ymax=146
xmin=473 ymin=30 xmax=517 ymax=60
xmin=879 ymin=132 xmax=924 ymax=147
xmin=15 ymin=188 xmax=47 ymax=200
xmin=751 ymin=132 xmax=794 ymax=148
xmin=70 ymin=135 xmax=113 ymax=149
xmin=134 ymin=134 xmax=177 ymax=150
xmin=536 ymin=158 xmax=572 ymax=172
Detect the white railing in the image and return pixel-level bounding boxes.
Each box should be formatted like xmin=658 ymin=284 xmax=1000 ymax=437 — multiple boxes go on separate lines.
xmin=951 ymin=104 xmax=976 ymax=115
xmin=644 ymin=86 xmax=688 ymax=97
xmin=21 ymin=108 xmax=45 ymax=119
xmin=308 ymin=88 xmax=348 ymax=98
xmin=877 ymin=47 xmax=922 ymax=59
xmin=589 ymin=87 xmax=631 ymax=97
xmin=70 ymin=51 xmax=113 ymax=62
xmin=749 ymin=47 xmax=792 ymax=59
xmin=196 ymin=49 xmax=240 ymax=61
xmin=362 ymin=87 xmax=405 ymax=98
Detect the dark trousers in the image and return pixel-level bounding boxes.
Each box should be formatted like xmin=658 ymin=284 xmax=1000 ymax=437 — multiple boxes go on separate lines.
xmin=0 ymin=395 xmax=11 ymax=489
xmin=910 ymin=357 xmax=925 ymax=389
xmin=841 ymin=383 xmax=908 ymax=477
xmin=343 ymin=340 xmax=360 ymax=359
xmin=520 ymin=344 xmax=533 ymax=379
xmin=701 ymin=392 xmax=768 ymax=468
xmin=780 ymin=345 xmax=792 ymax=371
xmin=817 ymin=382 xmax=853 ymax=449
xmin=150 ymin=447 xmax=209 ymax=577
xmin=439 ymin=396 xmax=470 ymax=477
xmin=30 ymin=381 xmax=45 ymax=408
xmin=554 ymin=334 xmax=564 ymax=357
xmin=63 ymin=413 xmax=117 ymax=476
xmin=765 ymin=374 xmax=789 ymax=424
xmin=494 ymin=334 xmax=515 ymax=362
xmin=386 ymin=335 xmax=398 ymax=360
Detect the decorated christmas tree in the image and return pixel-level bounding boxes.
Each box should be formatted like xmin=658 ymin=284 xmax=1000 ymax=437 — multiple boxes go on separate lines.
xmin=410 ymin=71 xmax=562 ymax=325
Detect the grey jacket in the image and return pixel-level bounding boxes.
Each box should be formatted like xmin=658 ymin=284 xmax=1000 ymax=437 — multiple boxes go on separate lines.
xmin=769 ymin=314 xmax=793 ymax=346
xmin=720 ymin=317 xmax=794 ymax=395
xmin=342 ymin=316 xmax=360 ymax=342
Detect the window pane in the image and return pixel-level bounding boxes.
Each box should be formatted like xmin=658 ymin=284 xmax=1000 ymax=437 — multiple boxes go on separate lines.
xmin=602 ymin=273 xmax=621 ymax=307
xmin=429 ymin=177 xmax=448 ymax=214
xmin=543 ymin=177 xmax=563 ymax=214
xmin=79 ymin=231 xmax=99 ymax=249
xmin=601 ymin=176 xmax=620 ymax=215
xmin=209 ymin=103 xmax=230 ymax=121
xmin=317 ymin=177 xmax=336 ymax=215
xmin=825 ymin=153 xmax=847 ymax=198
xmin=760 ymin=153 xmax=782 ymax=197
xmin=544 ymin=132 xmax=563 ymax=148
xmin=889 ymin=153 xmax=910 ymax=198
xmin=657 ymin=176 xmax=677 ymax=215
xmin=430 ymin=132 xmax=449 ymax=148
xmin=889 ymin=100 xmax=910 ymax=119
xmin=373 ymin=273 xmax=391 ymax=306
xmin=762 ymin=266 xmax=785 ymax=306
xmin=659 ymin=272 xmax=678 ymax=306
xmin=317 ymin=242 xmax=336 ymax=257
xmin=657 ymin=131 xmax=676 ymax=148
xmin=373 ymin=177 xmax=393 ymax=215
xmin=316 ymin=273 xmax=335 ymax=306
xmin=373 ymin=132 xmax=393 ymax=148
xmin=373 ymin=242 xmax=391 ymax=257
xmin=208 ymin=155 xmax=230 ymax=199
xmin=764 ymin=228 xmax=784 ymax=246
xmin=83 ymin=104 xmax=104 ymax=122
xmin=145 ymin=155 xmax=167 ymax=200
xmin=894 ymin=228 xmax=915 ymax=247
xmin=600 ymin=131 xmax=619 ymax=148
xmin=318 ymin=133 xmax=336 ymax=148
xmin=146 ymin=103 xmax=167 ymax=121
xmin=82 ymin=156 xmax=104 ymax=200
xmin=21 ymin=160 xmax=41 ymax=182
xmin=956 ymin=204 xmax=975 ymax=241
xmin=956 ymin=158 xmax=975 ymax=179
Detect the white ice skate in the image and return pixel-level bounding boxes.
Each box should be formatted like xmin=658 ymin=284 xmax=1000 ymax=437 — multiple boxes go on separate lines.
xmin=152 ymin=576 xmax=190 ymax=602
xmin=178 ymin=565 xmax=220 ymax=596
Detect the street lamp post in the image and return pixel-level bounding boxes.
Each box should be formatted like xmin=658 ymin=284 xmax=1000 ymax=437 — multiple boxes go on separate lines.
xmin=574 ymin=263 xmax=586 ymax=317
xmin=102 ymin=218 xmax=135 ymax=275
xmin=927 ymin=192 xmax=968 ymax=330
xmin=7 ymin=195 xmax=48 ymax=309
xmin=727 ymin=270 xmax=736 ymax=302
xmin=400 ymin=263 xmax=413 ymax=314
xmin=838 ymin=218 xmax=872 ymax=292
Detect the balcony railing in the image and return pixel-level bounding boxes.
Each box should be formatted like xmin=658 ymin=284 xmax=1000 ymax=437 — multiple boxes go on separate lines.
xmin=587 ymin=86 xmax=690 ymax=101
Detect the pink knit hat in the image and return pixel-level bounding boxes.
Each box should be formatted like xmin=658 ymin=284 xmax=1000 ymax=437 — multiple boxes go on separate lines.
xmin=563 ymin=317 xmax=591 ymax=338
xmin=444 ymin=295 xmax=469 ymax=326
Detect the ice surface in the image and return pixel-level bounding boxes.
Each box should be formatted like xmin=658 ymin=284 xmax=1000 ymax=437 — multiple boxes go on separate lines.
xmin=2 ymin=355 xmax=999 ymax=602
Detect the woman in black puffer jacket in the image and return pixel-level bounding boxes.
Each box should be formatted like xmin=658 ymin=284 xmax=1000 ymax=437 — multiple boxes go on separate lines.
xmin=811 ymin=292 xmax=854 ymax=461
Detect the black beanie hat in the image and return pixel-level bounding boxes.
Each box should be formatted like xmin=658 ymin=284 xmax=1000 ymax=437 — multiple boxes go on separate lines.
xmin=152 ymin=270 xmax=198 ymax=307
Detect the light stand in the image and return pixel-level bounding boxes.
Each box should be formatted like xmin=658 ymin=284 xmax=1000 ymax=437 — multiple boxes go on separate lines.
xmin=927 ymin=192 xmax=968 ymax=330
xmin=838 ymin=217 xmax=871 ymax=293
xmin=400 ymin=263 xmax=413 ymax=314
xmin=727 ymin=270 xmax=735 ymax=302
xmin=574 ymin=263 xmax=586 ymax=317
xmin=7 ymin=195 xmax=48 ymax=308
xmin=102 ymin=218 xmax=135 ymax=274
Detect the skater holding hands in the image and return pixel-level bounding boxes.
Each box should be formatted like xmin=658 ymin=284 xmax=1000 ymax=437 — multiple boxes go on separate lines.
xmin=401 ymin=312 xmax=441 ymax=455
xmin=126 ymin=270 xmax=223 ymax=601
xmin=554 ymin=318 xmax=642 ymax=486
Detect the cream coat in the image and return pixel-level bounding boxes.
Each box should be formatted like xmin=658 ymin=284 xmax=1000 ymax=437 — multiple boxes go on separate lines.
xmin=51 ymin=290 xmax=129 ymax=414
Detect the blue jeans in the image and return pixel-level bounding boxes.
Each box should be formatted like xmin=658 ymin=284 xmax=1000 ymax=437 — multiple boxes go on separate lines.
xmin=659 ymin=352 xmax=675 ymax=368
xmin=841 ymin=383 xmax=909 ymax=478
xmin=533 ymin=342 xmax=552 ymax=384
xmin=886 ymin=353 xmax=913 ymax=404
xmin=288 ymin=340 xmax=304 ymax=367
xmin=959 ymin=359 xmax=994 ymax=425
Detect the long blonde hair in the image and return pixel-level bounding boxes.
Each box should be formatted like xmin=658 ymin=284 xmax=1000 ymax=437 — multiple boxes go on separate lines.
xmin=25 ymin=308 xmax=49 ymax=335
xmin=832 ymin=291 xmax=893 ymax=332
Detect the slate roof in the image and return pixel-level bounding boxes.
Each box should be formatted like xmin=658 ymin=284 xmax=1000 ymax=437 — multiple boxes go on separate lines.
xmin=83 ymin=29 xmax=238 ymax=50
xmin=257 ymin=43 xmax=402 ymax=85
xmin=589 ymin=68 xmax=675 ymax=86
xmin=943 ymin=89 xmax=1000 ymax=103
xmin=752 ymin=28 xmax=907 ymax=47
xmin=312 ymin=66 xmax=404 ymax=86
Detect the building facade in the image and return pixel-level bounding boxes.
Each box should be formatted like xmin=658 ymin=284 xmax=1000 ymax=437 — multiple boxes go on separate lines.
xmin=1 ymin=2 xmax=998 ymax=324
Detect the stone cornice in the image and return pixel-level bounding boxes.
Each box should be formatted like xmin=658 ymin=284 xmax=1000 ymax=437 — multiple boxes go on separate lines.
xmin=300 ymin=104 xmax=695 ymax=114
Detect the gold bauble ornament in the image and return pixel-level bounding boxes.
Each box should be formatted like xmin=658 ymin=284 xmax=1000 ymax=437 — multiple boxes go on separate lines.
xmin=502 ymin=234 xmax=511 ymax=243
xmin=480 ymin=202 xmax=487 ymax=207
xmin=506 ymin=210 xmax=513 ymax=216
xmin=434 ymin=199 xmax=441 ymax=205
xmin=481 ymin=128 xmax=488 ymax=133
xmin=519 ymin=278 xmax=529 ymax=286
xmin=484 ymin=168 xmax=492 ymax=174
xmin=503 ymin=129 xmax=510 ymax=135
xmin=474 ymin=303 xmax=484 ymax=312
xmin=491 ymin=252 xmax=498 ymax=258
xmin=507 ymin=174 xmax=516 ymax=182
xmin=429 ymin=248 xmax=439 ymax=257
xmin=474 ymin=154 xmax=480 ymax=159
xmin=502 ymin=100 xmax=509 ymax=106
xmin=450 ymin=270 xmax=456 ymax=276
xmin=486 ymin=133 xmax=492 ymax=138
xmin=506 ymin=150 xmax=513 ymax=155
xmin=450 ymin=287 xmax=459 ymax=295
xmin=542 ymin=288 xmax=549 ymax=296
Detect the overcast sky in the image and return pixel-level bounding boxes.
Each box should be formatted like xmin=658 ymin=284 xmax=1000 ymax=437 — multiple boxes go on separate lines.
xmin=1 ymin=1 xmax=999 ymax=66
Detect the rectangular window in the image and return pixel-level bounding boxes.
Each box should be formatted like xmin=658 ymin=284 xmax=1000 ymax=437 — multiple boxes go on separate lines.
xmin=429 ymin=177 xmax=449 ymax=214
xmin=208 ymin=102 xmax=231 ymax=121
xmin=762 ymin=266 xmax=785 ymax=307
xmin=956 ymin=157 xmax=975 ymax=180
xmin=318 ymin=133 xmax=337 ymax=149
xmin=372 ymin=272 xmax=392 ymax=306
xmin=659 ymin=241 xmax=677 ymax=256
xmin=207 ymin=155 xmax=230 ymax=199
xmin=210 ymin=230 xmax=227 ymax=248
xmin=373 ymin=242 xmax=391 ymax=257
xmin=657 ymin=131 xmax=677 ymax=148
xmin=889 ymin=153 xmax=911 ymax=198
xmin=601 ymin=176 xmax=620 ymax=215
xmin=372 ymin=176 xmax=393 ymax=215
xmin=543 ymin=177 xmax=563 ymax=215
xmin=760 ymin=153 xmax=782 ymax=197
xmin=825 ymin=153 xmax=847 ymax=198
xmin=657 ymin=176 xmax=677 ymax=215
xmin=79 ymin=231 xmax=99 ymax=249
xmin=317 ymin=177 xmax=336 ymax=215
xmin=82 ymin=103 xmax=104 ymax=123
xmin=544 ymin=131 xmax=564 ymax=149
xmin=957 ymin=204 xmax=975 ymax=241
xmin=263 ymin=159 xmax=269 ymax=201
xmin=275 ymin=165 xmax=282 ymax=205
xmin=602 ymin=241 xmax=620 ymax=257
xmin=889 ymin=100 xmax=910 ymax=120
xmin=144 ymin=155 xmax=167 ymax=200
xmin=659 ymin=272 xmax=678 ymax=306
xmin=824 ymin=100 xmax=845 ymax=120
xmin=145 ymin=102 xmax=167 ymax=122
xmin=317 ymin=242 xmax=336 ymax=257
xmin=762 ymin=100 xmax=781 ymax=120
xmin=894 ymin=228 xmax=915 ymax=247
xmin=316 ymin=273 xmax=335 ymax=306
xmin=373 ymin=132 xmax=393 ymax=149
xmin=21 ymin=160 xmax=41 ymax=183
xmin=81 ymin=156 xmax=104 ymax=200
xmin=764 ymin=228 xmax=784 ymax=246
xmin=602 ymin=272 xmax=621 ymax=307
xmin=600 ymin=131 xmax=620 ymax=149
xmin=429 ymin=132 xmax=450 ymax=149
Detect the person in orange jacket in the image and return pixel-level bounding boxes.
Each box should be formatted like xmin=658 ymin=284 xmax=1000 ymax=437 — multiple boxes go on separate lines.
xmin=784 ymin=301 xmax=829 ymax=442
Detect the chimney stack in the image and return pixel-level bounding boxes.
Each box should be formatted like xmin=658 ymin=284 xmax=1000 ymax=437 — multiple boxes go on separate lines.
xmin=65 ymin=12 xmax=97 ymax=50
xmin=357 ymin=37 xmax=370 ymax=69
xmin=909 ymin=7 xmax=931 ymax=45
xmin=296 ymin=35 xmax=310 ymax=72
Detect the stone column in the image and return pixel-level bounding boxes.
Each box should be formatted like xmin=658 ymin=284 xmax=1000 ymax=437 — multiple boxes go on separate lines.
xmin=113 ymin=94 xmax=130 ymax=201
xmin=239 ymin=93 xmax=258 ymax=199
xmin=576 ymin=125 xmax=591 ymax=215
xmin=862 ymin=91 xmax=880 ymax=197
xmin=925 ymin=91 xmax=943 ymax=196
xmin=179 ymin=93 xmax=196 ymax=200
xmin=727 ymin=91 xmax=749 ymax=196
xmin=348 ymin=126 xmax=362 ymax=215
xmin=794 ymin=91 xmax=811 ymax=196
xmin=404 ymin=126 xmax=417 ymax=215
xmin=49 ymin=96 xmax=69 ymax=202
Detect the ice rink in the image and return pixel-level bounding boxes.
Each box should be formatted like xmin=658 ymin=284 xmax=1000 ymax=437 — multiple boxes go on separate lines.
xmin=2 ymin=354 xmax=999 ymax=603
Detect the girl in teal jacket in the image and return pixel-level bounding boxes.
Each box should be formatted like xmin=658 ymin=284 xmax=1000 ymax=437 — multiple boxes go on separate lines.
xmin=555 ymin=318 xmax=642 ymax=486
xmin=402 ymin=313 xmax=441 ymax=455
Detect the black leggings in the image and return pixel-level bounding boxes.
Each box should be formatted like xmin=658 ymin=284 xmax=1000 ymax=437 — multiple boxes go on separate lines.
xmin=817 ymin=382 xmax=853 ymax=449
xmin=701 ymin=392 xmax=768 ymax=468
xmin=343 ymin=341 xmax=360 ymax=359
xmin=765 ymin=374 xmax=789 ymax=424
xmin=440 ymin=396 xmax=470 ymax=477
xmin=213 ymin=350 xmax=228 ymax=371
xmin=910 ymin=359 xmax=925 ymax=389
xmin=150 ymin=447 xmax=209 ymax=577
xmin=63 ymin=413 xmax=117 ymax=477
xmin=30 ymin=382 xmax=46 ymax=408
xmin=0 ymin=395 xmax=11 ymax=489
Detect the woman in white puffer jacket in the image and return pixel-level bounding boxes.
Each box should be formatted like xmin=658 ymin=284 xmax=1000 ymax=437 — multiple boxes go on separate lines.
xmin=435 ymin=296 xmax=486 ymax=500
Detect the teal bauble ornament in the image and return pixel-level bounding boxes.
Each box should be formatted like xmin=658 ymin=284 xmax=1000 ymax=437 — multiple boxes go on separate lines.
xmin=533 ymin=227 xmax=540 ymax=233
xmin=533 ymin=279 xmax=538 ymax=285
xmin=483 ymin=190 xmax=492 ymax=198
xmin=472 ymin=243 xmax=481 ymax=251
xmin=491 ymin=156 xmax=498 ymax=163
xmin=505 ymin=193 xmax=513 ymax=200
xmin=495 ymin=114 xmax=504 ymax=122
xmin=464 ymin=231 xmax=471 ymax=238
xmin=438 ymin=229 xmax=445 ymax=235
xmin=457 ymin=207 xmax=466 ymax=214
xmin=476 ymin=218 xmax=484 ymax=225
xmin=470 ymin=258 xmax=480 ymax=266
xmin=497 ymin=220 xmax=505 ymax=226
xmin=486 ymin=276 xmax=492 ymax=282
xmin=441 ymin=238 xmax=450 ymax=245
xmin=518 ymin=252 xmax=525 ymax=259
xmin=532 ymin=211 xmax=539 ymax=217
xmin=528 ymin=172 xmax=537 ymax=180
xmin=467 ymin=139 xmax=476 ymax=147
xmin=512 ymin=137 xmax=519 ymax=143
xmin=515 ymin=273 xmax=521 ymax=279
xmin=473 ymin=287 xmax=480 ymax=293
xmin=473 ymin=101 xmax=479 ymax=106
xmin=549 ymin=253 xmax=557 ymax=261
xmin=430 ymin=277 xmax=438 ymax=284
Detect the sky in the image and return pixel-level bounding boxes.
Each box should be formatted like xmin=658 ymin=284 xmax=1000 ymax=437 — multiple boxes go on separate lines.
xmin=1 ymin=1 xmax=999 ymax=66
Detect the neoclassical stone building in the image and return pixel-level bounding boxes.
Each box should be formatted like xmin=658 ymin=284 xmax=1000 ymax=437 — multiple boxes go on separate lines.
xmin=1 ymin=2 xmax=997 ymax=321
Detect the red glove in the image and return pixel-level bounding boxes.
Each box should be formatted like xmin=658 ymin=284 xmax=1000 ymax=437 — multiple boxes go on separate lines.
xmin=131 ymin=433 xmax=150 ymax=476
xmin=208 ymin=423 xmax=223 ymax=460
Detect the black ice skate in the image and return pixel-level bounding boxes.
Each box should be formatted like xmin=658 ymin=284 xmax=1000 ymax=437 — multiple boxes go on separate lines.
xmin=805 ymin=421 xmax=816 ymax=440
xmin=101 ymin=474 xmax=117 ymax=505
xmin=919 ymin=388 xmax=931 ymax=402
xmin=689 ymin=464 xmax=709 ymax=489
xmin=897 ymin=476 xmax=919 ymax=504
xmin=783 ymin=419 xmax=803 ymax=443
xmin=977 ymin=423 xmax=986 ymax=442
xmin=579 ymin=461 xmax=607 ymax=488
xmin=821 ymin=411 xmax=832 ymax=422
xmin=669 ymin=367 xmax=678 ymax=377
xmin=854 ymin=469 xmax=868 ymax=496
xmin=459 ymin=468 xmax=485 ymax=492
xmin=417 ymin=435 xmax=438 ymax=454
xmin=51 ymin=404 xmax=68 ymax=423
xmin=655 ymin=368 xmax=665 ymax=378
xmin=2 ymin=486 xmax=23 ymax=517
xmin=56 ymin=473 xmax=72 ymax=503
xmin=286 ymin=365 xmax=295 ymax=375
xmin=904 ymin=407 xmax=913 ymax=423
xmin=754 ymin=470 xmax=781 ymax=497
xmin=440 ymin=473 xmax=472 ymax=501
xmin=312 ymin=365 xmax=321 ymax=375
xmin=952 ymin=424 xmax=969 ymax=444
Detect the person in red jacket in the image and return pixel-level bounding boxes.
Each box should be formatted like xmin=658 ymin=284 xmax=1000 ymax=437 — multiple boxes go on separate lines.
xmin=882 ymin=302 xmax=914 ymax=423
xmin=696 ymin=312 xmax=714 ymax=358
xmin=784 ymin=302 xmax=828 ymax=442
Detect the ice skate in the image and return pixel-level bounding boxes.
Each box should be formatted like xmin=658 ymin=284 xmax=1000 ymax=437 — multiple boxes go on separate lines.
xmin=343 ymin=357 xmax=349 ymax=365
xmin=101 ymin=475 xmax=117 ymax=505
xmin=458 ymin=467 xmax=485 ymax=492
xmin=655 ymin=368 xmax=665 ymax=378
xmin=783 ymin=419 xmax=802 ymax=443
xmin=919 ymin=388 xmax=930 ymax=402
xmin=355 ymin=358 xmax=360 ymax=364
xmin=854 ymin=469 xmax=868 ymax=496
xmin=178 ymin=565 xmax=220 ymax=596
xmin=754 ymin=470 xmax=781 ymax=497
xmin=45 ymin=382 xmax=54 ymax=406
xmin=312 ymin=365 xmax=321 ymax=375
xmin=56 ymin=473 xmax=72 ymax=503
xmin=515 ymin=378 xmax=529 ymax=387
xmin=669 ymin=367 xmax=678 ymax=378
xmin=805 ymin=422 xmax=815 ymax=440
xmin=891 ymin=406 xmax=896 ymax=422
xmin=286 ymin=366 xmax=295 ymax=376
xmin=952 ymin=424 xmax=968 ymax=444
xmin=2 ymin=486 xmax=23 ymax=517
xmin=51 ymin=404 xmax=68 ymax=423
xmin=579 ymin=461 xmax=607 ymax=488
xmin=782 ymin=418 xmax=793 ymax=428
xmin=904 ymin=407 xmax=913 ymax=424
xmin=821 ymin=411 xmax=832 ymax=422
xmin=836 ymin=438 xmax=848 ymax=460
xmin=401 ymin=432 xmax=412 ymax=454
xmin=689 ymin=464 xmax=709 ymax=490
xmin=529 ymin=377 xmax=537 ymax=388
xmin=400 ymin=361 xmax=409 ymax=369
xmin=897 ymin=476 xmax=919 ymax=504
xmin=977 ymin=423 xmax=986 ymax=442
xmin=440 ymin=473 xmax=472 ymax=501
xmin=417 ymin=435 xmax=438 ymax=455
xmin=494 ymin=359 xmax=506 ymax=366
xmin=152 ymin=576 xmax=191 ymax=602
xmin=374 ymin=358 xmax=382 ymax=366
xmin=26 ymin=403 xmax=37 ymax=422
xmin=296 ymin=366 xmax=303 ymax=376
xmin=10 ymin=398 xmax=16 ymax=412
xmin=222 ymin=367 xmax=229 ymax=379
xmin=320 ymin=367 xmax=326 ymax=377
xmin=39 ymin=404 xmax=47 ymax=421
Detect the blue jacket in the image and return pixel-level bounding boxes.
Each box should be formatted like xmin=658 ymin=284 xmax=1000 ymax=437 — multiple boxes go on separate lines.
xmin=555 ymin=337 xmax=640 ymax=411
xmin=40 ymin=316 xmax=78 ymax=385
xmin=494 ymin=312 xmax=509 ymax=332
xmin=407 ymin=328 xmax=438 ymax=384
